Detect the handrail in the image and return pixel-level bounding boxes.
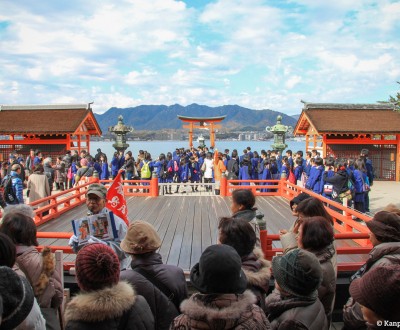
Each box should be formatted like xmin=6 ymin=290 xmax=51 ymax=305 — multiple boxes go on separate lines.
xmin=261 ymin=230 xmax=371 ymax=272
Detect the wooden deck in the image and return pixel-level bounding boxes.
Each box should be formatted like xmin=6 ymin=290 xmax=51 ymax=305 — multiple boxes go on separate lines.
xmin=38 ymin=195 xmax=367 ymax=271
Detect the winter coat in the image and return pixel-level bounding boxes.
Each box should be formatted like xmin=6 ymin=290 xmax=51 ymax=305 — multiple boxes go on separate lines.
xmin=202 ymin=158 xmax=214 ymax=179
xmin=100 ymin=162 xmax=110 ymax=180
xmin=54 ymin=162 xmax=66 ymax=184
xmin=353 ymin=169 xmax=367 ymax=203
xmin=64 ymin=281 xmax=155 ymax=330
xmin=265 ymin=290 xmax=328 ymax=330
xmin=43 ymin=163 xmax=55 ymax=190
xmin=111 ymin=156 xmax=120 ymax=177
xmin=16 ymin=298 xmax=46 ymax=330
xmin=13 ymin=246 xmax=64 ymax=309
xmin=170 ymin=290 xmax=270 ymax=329
xmin=309 ymin=244 xmax=336 ymax=323
xmin=294 ymin=166 xmax=303 ymax=181
xmin=189 ymin=161 xmax=200 ymax=182
xmin=238 ymin=165 xmax=251 ymax=185
xmin=179 ymin=163 xmax=189 ymax=182
xmin=10 ymin=170 xmax=24 ymax=204
xmin=213 ymin=158 xmax=226 ymax=182
xmin=343 ymin=242 xmax=400 ymax=329
xmin=280 ymin=164 xmax=289 ymax=179
xmin=128 ymin=252 xmax=188 ymax=310
xmin=251 ymin=158 xmax=260 ymax=179
xmin=27 ymin=172 xmax=51 ymax=208
xmin=305 ymin=166 xmax=324 ymax=194
xmin=120 ymin=269 xmax=179 ymax=330
xmin=323 ymin=170 xmax=348 ymax=197
xmin=241 ymin=248 xmax=271 ymax=310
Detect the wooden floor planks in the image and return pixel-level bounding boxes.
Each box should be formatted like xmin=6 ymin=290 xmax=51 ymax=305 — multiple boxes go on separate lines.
xmin=38 ymin=195 xmax=367 ymax=270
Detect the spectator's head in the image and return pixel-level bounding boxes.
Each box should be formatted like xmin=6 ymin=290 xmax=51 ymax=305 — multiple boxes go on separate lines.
xmin=86 ymin=183 xmax=107 ymax=214
xmin=190 ymin=244 xmax=247 ymax=294
xmin=273 ymin=249 xmax=322 ymax=298
xmin=75 ymin=243 xmax=120 ymax=292
xmin=360 ymin=149 xmax=369 ymax=157
xmin=11 ymin=164 xmax=21 ymax=172
xmin=43 ymin=157 xmax=52 ymax=166
xmin=218 ymin=217 xmax=256 ymax=257
xmin=295 ymin=197 xmax=333 ymax=225
xmin=231 ymin=189 xmax=256 ymax=214
xmin=80 ymin=158 xmax=88 ymax=166
xmin=121 ymin=221 xmax=161 ymax=255
xmin=2 ymin=204 xmax=35 ymax=219
xmin=314 ymin=156 xmax=323 ymax=166
xmin=366 ymin=211 xmax=400 ymax=246
xmin=350 ymin=265 xmax=400 ymax=323
xmin=383 ymin=203 xmax=400 ymax=216
xmin=0 ymin=212 xmax=38 ymax=247
xmin=0 ymin=266 xmax=35 ymax=329
xmin=33 ymin=163 xmax=44 ymax=173
xmin=0 ymin=232 xmax=16 ymax=267
xmin=297 ymin=216 xmax=334 ymax=251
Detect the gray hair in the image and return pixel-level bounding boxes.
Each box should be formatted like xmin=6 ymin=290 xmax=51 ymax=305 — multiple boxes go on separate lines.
xmin=43 ymin=157 xmax=52 ymax=165
xmin=3 ymin=204 xmax=36 ymax=219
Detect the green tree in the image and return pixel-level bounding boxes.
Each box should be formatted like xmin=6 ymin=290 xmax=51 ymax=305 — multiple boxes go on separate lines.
xmin=389 ymin=81 xmax=400 ymax=111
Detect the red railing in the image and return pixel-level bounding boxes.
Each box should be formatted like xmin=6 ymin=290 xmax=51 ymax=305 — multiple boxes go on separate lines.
xmin=33 ymin=176 xmax=372 ymax=272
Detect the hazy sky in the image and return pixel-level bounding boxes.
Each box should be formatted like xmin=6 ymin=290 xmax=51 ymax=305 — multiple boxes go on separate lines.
xmin=0 ymin=0 xmax=399 ymax=114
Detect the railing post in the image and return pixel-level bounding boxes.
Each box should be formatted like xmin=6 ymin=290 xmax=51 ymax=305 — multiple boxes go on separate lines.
xmin=220 ymin=173 xmax=227 ymax=197
xmin=150 ymin=171 xmax=159 ymax=197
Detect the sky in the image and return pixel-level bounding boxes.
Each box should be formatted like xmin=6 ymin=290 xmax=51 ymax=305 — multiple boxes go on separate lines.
xmin=0 ymin=0 xmax=399 ymax=115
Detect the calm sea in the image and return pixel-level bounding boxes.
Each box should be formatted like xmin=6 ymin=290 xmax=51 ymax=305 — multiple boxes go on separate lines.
xmin=90 ymin=140 xmax=306 ymax=159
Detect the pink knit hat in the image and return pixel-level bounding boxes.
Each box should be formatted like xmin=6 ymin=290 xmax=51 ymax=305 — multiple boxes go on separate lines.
xmin=80 ymin=158 xmax=88 ymax=166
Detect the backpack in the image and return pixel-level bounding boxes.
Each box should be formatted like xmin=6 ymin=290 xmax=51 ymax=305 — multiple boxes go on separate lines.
xmin=141 ymin=161 xmax=151 ymax=179
xmin=1 ymin=175 xmax=18 ymax=204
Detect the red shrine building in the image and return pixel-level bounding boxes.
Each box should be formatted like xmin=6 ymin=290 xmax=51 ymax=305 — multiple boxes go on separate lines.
xmin=0 ymin=104 xmax=102 ymax=161
xmin=294 ymin=102 xmax=400 ymax=181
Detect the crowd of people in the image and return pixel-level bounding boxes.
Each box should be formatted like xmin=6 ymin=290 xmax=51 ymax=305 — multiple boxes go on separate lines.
xmin=1 ymin=145 xmax=374 ymax=217
xmin=0 ymin=181 xmax=399 ymax=329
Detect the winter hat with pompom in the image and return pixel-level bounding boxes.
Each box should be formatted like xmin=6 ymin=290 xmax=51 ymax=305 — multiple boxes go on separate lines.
xmin=75 ymin=243 xmax=120 ymax=291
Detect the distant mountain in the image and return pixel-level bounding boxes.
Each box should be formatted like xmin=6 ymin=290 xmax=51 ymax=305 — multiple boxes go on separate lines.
xmin=291 ymin=114 xmax=301 ymax=121
xmin=95 ymin=104 xmax=297 ymax=132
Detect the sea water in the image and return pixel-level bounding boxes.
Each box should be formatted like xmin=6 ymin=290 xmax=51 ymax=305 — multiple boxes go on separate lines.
xmin=90 ymin=140 xmax=307 ymax=159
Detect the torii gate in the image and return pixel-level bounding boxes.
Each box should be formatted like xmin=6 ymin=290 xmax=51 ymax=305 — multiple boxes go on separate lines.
xmin=177 ymin=115 xmax=226 ymax=148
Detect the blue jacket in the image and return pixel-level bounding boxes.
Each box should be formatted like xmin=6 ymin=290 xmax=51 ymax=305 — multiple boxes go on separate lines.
xmin=239 ymin=166 xmax=251 ymax=185
xmin=306 ymin=165 xmax=324 ymax=194
xmin=189 ymin=162 xmax=200 ymax=182
xmin=353 ymin=169 xmax=367 ymax=202
xmin=179 ymin=163 xmax=189 ymax=182
xmin=251 ymin=158 xmax=260 ymax=180
xmin=322 ymin=169 xmax=335 ymax=198
xmin=294 ymin=165 xmax=303 ymax=181
xmin=11 ymin=171 xmax=24 ymax=204
xmin=365 ymin=158 xmax=374 ymax=185
xmin=304 ymin=159 xmax=312 ymax=177
xmin=100 ymin=162 xmax=110 ymax=180
xmin=280 ymin=164 xmax=289 ymax=178
xmin=111 ymin=156 xmax=120 ymax=176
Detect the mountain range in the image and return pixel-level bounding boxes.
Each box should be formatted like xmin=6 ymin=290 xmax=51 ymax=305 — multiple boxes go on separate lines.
xmin=94 ymin=104 xmax=298 ymax=132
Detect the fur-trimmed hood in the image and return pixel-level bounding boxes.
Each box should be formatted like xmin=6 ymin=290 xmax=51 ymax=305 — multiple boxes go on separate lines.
xmin=181 ymin=290 xmax=256 ymax=321
xmin=242 ymin=248 xmax=271 ymax=291
xmin=64 ymin=281 xmax=136 ymax=323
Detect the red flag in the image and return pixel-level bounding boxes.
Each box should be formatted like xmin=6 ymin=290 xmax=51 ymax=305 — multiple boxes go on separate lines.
xmin=106 ymin=171 xmax=129 ymax=226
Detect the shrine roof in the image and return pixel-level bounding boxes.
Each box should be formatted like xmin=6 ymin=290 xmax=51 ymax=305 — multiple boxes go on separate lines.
xmin=294 ymin=102 xmax=400 ymax=135
xmin=0 ymin=104 xmax=102 ymax=135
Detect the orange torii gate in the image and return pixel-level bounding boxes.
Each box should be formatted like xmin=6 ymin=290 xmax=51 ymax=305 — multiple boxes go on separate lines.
xmin=177 ymin=115 xmax=226 ymax=148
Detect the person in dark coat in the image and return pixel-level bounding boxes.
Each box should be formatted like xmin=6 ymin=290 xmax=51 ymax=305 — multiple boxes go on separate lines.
xmin=218 ymin=217 xmax=271 ymax=309
xmin=297 ymin=216 xmax=336 ymax=325
xmin=305 ymin=156 xmax=324 ymax=194
xmin=170 ymin=244 xmax=269 ymax=329
xmin=349 ymin=265 xmax=400 ymax=329
xmin=265 ymin=249 xmax=328 ymax=330
xmin=120 ymin=221 xmax=188 ymax=311
xmin=343 ymin=210 xmax=400 ymax=330
xmin=64 ymin=243 xmax=154 ymax=330
xmin=323 ymin=159 xmax=350 ymax=205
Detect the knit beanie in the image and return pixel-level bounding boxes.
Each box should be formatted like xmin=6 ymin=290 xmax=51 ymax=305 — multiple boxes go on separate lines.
xmin=75 ymin=243 xmax=120 ymax=292
xmin=0 ymin=266 xmax=34 ymax=330
xmin=120 ymin=221 xmax=161 ymax=254
xmin=80 ymin=158 xmax=88 ymax=166
xmin=366 ymin=211 xmax=400 ymax=243
xmin=350 ymin=265 xmax=400 ymax=321
xmin=272 ymin=248 xmax=322 ymax=297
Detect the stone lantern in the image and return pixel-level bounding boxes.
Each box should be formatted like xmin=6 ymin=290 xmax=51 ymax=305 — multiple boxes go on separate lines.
xmin=197 ymin=134 xmax=205 ymax=147
xmin=266 ymin=115 xmax=292 ymax=153
xmin=108 ymin=115 xmax=134 ymax=153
